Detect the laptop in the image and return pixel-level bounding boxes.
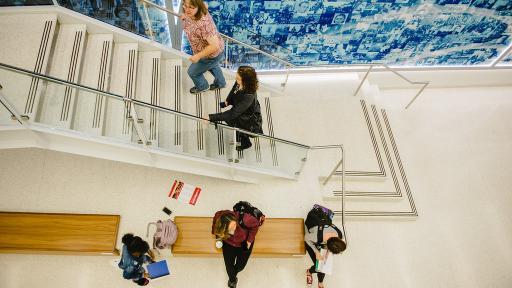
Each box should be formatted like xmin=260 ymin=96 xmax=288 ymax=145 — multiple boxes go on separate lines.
xmin=147 ymin=260 xmax=170 ymax=279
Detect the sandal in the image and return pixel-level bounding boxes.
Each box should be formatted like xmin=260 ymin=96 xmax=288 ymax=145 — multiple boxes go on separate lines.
xmin=306 ymin=269 xmax=313 ymax=287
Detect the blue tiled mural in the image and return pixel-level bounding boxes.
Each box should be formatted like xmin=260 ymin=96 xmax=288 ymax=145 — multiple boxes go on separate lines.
xmin=57 ymin=0 xmax=171 ymax=45
xmin=203 ymin=0 xmax=512 ymax=67
xmin=0 ymin=0 xmax=52 ymax=6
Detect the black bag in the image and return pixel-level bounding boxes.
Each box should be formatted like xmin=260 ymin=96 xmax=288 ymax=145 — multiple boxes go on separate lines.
xmin=305 ymin=206 xmax=342 ymax=249
xmin=233 ymin=201 xmax=266 ymax=229
xmin=236 ymin=95 xmax=263 ymax=135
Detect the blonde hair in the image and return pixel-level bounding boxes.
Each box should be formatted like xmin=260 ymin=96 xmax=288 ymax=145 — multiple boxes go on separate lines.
xmin=213 ymin=213 xmax=236 ymax=240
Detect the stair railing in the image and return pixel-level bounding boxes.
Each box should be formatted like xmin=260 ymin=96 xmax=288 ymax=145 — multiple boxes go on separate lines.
xmin=139 ymin=0 xmax=295 ymax=89
xmin=0 ymin=62 xmax=310 ymax=177
xmin=351 ymin=63 xmax=430 ymax=109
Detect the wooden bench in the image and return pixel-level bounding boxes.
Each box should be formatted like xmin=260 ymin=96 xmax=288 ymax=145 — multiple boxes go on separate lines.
xmin=172 ymin=216 xmax=305 ymax=257
xmin=0 ymin=212 xmax=120 ymax=255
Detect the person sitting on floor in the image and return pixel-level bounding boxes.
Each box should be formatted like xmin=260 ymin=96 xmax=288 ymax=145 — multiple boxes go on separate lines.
xmin=118 ymin=233 xmax=155 ymax=286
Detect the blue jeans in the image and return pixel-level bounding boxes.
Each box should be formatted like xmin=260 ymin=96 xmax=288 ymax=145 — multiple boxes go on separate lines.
xmin=187 ymin=53 xmax=226 ymax=90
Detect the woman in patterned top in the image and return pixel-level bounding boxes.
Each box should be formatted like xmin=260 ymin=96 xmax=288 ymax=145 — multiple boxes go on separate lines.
xmin=181 ymin=0 xmax=226 ymax=94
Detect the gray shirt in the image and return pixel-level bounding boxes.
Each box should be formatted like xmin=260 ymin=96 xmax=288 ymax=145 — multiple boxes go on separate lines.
xmin=304 ymin=225 xmax=341 ymax=254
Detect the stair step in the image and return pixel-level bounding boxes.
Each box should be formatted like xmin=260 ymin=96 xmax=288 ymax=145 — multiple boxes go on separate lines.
xmin=73 ymin=33 xmax=114 ymax=135
xmin=104 ymin=42 xmax=138 ymax=142
xmin=38 ymin=24 xmax=87 ymax=128
xmin=0 ymin=14 xmax=57 ymax=123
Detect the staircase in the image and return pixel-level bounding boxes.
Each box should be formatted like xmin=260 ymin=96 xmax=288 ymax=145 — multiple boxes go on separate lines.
xmin=0 ymin=9 xmax=307 ymax=183
xmin=0 ymin=6 xmax=418 ymax=219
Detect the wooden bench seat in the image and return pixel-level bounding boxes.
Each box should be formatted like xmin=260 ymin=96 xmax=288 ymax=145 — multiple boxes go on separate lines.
xmin=172 ymin=216 xmax=305 ymax=257
xmin=0 ymin=212 xmax=120 ymax=255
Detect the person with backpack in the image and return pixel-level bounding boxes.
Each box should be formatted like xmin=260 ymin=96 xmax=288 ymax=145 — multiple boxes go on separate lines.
xmin=211 ymin=201 xmax=265 ymax=288
xmin=208 ymin=66 xmax=263 ymax=151
xmin=118 ymin=233 xmax=155 ymax=286
xmin=304 ymin=205 xmax=347 ymax=288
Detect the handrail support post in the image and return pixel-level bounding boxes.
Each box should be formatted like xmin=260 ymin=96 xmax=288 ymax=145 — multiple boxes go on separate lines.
xmin=353 ymin=65 xmax=372 ymax=96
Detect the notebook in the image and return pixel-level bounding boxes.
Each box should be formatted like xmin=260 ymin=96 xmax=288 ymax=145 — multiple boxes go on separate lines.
xmin=147 ymin=260 xmax=170 ymax=279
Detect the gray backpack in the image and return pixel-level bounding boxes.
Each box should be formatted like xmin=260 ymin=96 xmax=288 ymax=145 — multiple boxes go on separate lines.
xmin=146 ymin=219 xmax=178 ymax=249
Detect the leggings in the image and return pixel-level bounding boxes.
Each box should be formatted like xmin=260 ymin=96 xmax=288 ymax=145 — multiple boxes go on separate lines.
xmin=305 ymin=242 xmax=325 ymax=283
xmin=222 ymin=241 xmax=254 ymax=282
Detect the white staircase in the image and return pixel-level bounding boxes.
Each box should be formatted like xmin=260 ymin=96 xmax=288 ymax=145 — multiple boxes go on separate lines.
xmin=0 ymin=10 xmax=303 ymax=183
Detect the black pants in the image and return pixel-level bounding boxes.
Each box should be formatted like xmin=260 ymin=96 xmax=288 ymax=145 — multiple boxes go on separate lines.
xmin=305 ymin=242 xmax=325 ymax=283
xmin=222 ymin=241 xmax=254 ymax=282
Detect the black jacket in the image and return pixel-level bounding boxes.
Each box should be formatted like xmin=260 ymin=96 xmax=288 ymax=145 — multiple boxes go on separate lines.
xmin=209 ymin=83 xmax=260 ymax=128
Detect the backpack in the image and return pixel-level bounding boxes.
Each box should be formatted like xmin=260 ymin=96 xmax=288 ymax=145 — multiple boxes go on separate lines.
xmin=146 ymin=219 xmax=178 ymax=250
xmin=233 ymin=201 xmax=265 ymax=229
xmin=305 ymin=204 xmax=342 ymax=249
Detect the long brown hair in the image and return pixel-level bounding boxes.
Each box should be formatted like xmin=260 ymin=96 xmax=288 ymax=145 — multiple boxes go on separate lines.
xmin=237 ymin=66 xmax=259 ymax=94
xmin=213 ymin=213 xmax=236 ymax=240
xmin=184 ymin=0 xmax=208 ymax=19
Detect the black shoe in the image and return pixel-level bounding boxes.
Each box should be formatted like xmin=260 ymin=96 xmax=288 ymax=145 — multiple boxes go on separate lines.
xmin=236 ymin=141 xmax=252 ymax=151
xmin=210 ymin=83 xmax=226 ymax=90
xmin=190 ymin=86 xmax=209 ymax=94
xmin=228 ymin=277 xmax=238 ymax=288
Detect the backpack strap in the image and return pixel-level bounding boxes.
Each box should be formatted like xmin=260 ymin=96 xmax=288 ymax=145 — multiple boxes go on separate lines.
xmin=316 ymin=224 xmax=343 ymax=249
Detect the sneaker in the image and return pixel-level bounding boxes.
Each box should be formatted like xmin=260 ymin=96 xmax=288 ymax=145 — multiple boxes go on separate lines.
xmin=210 ymin=83 xmax=225 ymax=90
xmin=306 ymin=269 xmax=313 ymax=287
xmin=190 ymin=86 xmax=209 ymax=94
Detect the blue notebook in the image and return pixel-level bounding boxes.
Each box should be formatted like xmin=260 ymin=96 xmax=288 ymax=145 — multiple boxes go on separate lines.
xmin=147 ymin=260 xmax=170 ymax=279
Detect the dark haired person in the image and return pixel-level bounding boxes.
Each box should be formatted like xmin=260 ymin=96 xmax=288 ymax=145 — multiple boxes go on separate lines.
xmin=181 ymin=0 xmax=226 ymax=93
xmin=118 ymin=233 xmax=155 ymax=286
xmin=208 ymin=66 xmax=262 ymax=151
xmin=212 ymin=209 xmax=260 ymax=288
xmin=305 ymin=226 xmax=346 ymax=288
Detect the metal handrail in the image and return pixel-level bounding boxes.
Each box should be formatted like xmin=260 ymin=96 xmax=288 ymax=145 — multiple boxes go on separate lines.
xmin=0 ymin=62 xmax=309 ymax=149
xmin=139 ymin=0 xmax=295 ymax=68
xmin=347 ymin=62 xmax=430 ymax=109
xmin=310 ymin=145 xmax=347 ymax=245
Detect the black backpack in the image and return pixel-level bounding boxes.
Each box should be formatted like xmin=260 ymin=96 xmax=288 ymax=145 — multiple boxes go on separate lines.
xmin=305 ymin=205 xmax=342 ymax=249
xmin=233 ymin=201 xmax=265 ymax=229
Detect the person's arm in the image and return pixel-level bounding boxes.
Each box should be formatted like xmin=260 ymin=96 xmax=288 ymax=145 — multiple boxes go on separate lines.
xmin=189 ymin=35 xmax=221 ymax=63
xmin=243 ymin=214 xmax=260 ymax=245
xmin=147 ymin=249 xmax=155 ymax=261
xmin=209 ymin=92 xmax=254 ymax=122
xmin=304 ymin=226 xmax=321 ymax=256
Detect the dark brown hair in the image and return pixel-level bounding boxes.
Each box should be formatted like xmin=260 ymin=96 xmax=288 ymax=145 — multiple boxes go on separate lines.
xmin=237 ymin=66 xmax=259 ymax=94
xmin=213 ymin=213 xmax=236 ymax=240
xmin=184 ymin=0 xmax=208 ymax=19
xmin=326 ymin=237 xmax=346 ymax=254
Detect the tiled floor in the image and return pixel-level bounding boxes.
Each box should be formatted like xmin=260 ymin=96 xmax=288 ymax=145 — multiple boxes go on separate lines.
xmin=1 ymin=77 xmax=512 ymax=287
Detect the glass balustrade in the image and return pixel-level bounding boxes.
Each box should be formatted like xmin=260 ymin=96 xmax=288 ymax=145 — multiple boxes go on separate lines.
xmin=0 ymin=63 xmax=309 ymax=177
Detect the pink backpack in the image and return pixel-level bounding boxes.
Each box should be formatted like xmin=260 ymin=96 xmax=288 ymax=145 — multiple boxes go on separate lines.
xmin=146 ymin=219 xmax=178 ymax=249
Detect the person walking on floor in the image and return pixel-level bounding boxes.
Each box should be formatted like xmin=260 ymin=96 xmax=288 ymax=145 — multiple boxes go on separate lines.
xmin=212 ymin=207 xmax=261 ymax=288
xmin=181 ymin=0 xmax=226 ymax=94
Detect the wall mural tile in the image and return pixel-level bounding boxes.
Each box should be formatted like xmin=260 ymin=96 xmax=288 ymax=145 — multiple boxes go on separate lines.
xmin=57 ymin=0 xmax=171 ymax=45
xmin=201 ymin=0 xmax=512 ymax=68
xmin=0 ymin=0 xmax=52 ymax=6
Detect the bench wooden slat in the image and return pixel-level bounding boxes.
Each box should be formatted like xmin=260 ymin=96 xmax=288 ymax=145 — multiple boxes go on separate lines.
xmin=0 ymin=212 xmax=120 ymax=255
xmin=172 ymin=216 xmax=305 ymax=257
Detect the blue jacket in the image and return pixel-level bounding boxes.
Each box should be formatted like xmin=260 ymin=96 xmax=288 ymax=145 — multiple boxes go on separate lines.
xmin=118 ymin=245 xmax=150 ymax=280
